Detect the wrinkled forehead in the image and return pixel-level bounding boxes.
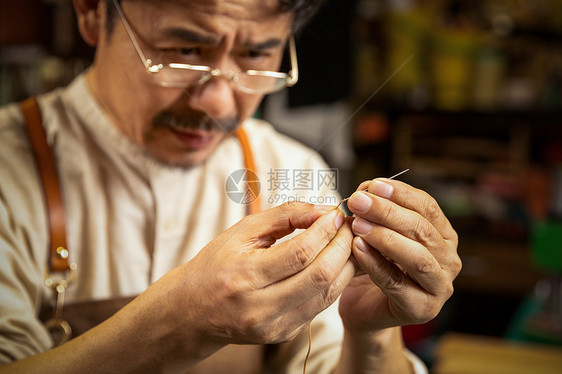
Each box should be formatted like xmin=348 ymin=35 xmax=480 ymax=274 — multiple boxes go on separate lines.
xmin=123 ymin=0 xmax=294 ymax=41
xmin=173 ymin=0 xmax=288 ymax=20
xmin=126 ymin=0 xmax=286 ymax=13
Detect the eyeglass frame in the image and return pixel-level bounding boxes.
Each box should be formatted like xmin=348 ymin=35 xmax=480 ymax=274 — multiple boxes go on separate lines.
xmin=110 ymin=0 xmax=299 ymax=94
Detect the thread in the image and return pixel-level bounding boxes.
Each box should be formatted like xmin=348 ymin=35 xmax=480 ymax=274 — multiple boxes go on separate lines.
xmin=303 ymin=324 xmax=312 ymax=374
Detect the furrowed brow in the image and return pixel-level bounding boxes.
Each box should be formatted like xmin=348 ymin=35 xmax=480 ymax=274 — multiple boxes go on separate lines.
xmin=162 ymin=27 xmax=221 ymax=45
xmin=161 ymin=27 xmax=283 ymax=51
xmin=246 ymin=38 xmax=283 ymax=50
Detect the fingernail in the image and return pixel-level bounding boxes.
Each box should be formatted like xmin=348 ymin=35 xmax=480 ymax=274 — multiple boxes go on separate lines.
xmin=371 ymin=180 xmax=393 ymax=199
xmin=352 ymin=217 xmax=374 ymax=235
xmin=314 ymin=204 xmax=333 ymax=213
xmin=354 ymin=237 xmax=370 ymax=253
xmin=334 ymin=211 xmax=345 ymax=229
xmin=349 ymin=191 xmax=371 ymax=213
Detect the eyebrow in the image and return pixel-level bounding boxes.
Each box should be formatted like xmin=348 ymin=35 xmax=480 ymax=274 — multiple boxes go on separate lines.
xmin=163 ymin=28 xmax=221 ymax=45
xmin=162 ymin=27 xmax=283 ymax=50
xmin=247 ymin=38 xmax=283 ymax=50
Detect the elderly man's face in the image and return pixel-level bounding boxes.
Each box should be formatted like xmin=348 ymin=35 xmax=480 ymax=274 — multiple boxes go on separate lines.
xmin=88 ymin=0 xmax=292 ymax=168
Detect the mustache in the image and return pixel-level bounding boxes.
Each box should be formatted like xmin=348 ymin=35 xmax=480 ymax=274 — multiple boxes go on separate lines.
xmin=152 ymin=110 xmax=239 ymax=133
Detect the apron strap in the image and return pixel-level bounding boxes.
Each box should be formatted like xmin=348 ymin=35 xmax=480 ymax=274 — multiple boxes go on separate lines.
xmin=21 ymin=97 xmax=70 ymax=273
xmin=20 ymin=98 xmax=262 ymax=274
xmin=235 ymin=127 xmax=262 ymax=215
xmin=21 ymin=97 xmax=262 ymax=342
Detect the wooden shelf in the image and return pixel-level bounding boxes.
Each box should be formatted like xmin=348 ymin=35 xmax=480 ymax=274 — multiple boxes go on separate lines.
xmin=434 ymin=333 xmax=562 ymax=374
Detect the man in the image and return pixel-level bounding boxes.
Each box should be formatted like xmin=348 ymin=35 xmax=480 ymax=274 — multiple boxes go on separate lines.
xmin=0 ymin=0 xmax=461 ymax=372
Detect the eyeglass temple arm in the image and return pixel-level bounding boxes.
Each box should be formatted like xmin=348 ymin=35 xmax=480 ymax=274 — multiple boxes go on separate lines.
xmin=287 ymin=36 xmax=298 ymax=86
xmin=113 ymin=0 xmax=297 ymax=85
xmin=111 ymin=0 xmax=153 ymax=70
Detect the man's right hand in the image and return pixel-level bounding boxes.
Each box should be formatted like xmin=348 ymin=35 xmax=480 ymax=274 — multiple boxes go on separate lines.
xmin=129 ymin=202 xmax=356 ymax=365
xmin=0 ymin=202 xmax=355 ymax=374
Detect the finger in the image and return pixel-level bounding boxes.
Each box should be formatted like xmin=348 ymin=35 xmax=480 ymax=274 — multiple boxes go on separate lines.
xmin=287 ymin=258 xmax=357 ymax=327
xmin=234 ymin=201 xmax=335 ymax=248
xmin=240 ymin=255 xmax=357 ymax=345
xmin=356 ymin=180 xmax=371 ymax=192
xmin=262 ymin=219 xmax=356 ymax=314
xmin=352 ymin=237 xmax=446 ymax=324
xmin=352 ymin=236 xmax=414 ymax=295
xmin=348 ymin=190 xmax=458 ymax=272
xmin=255 ymin=209 xmax=346 ymax=284
xmin=352 ymin=220 xmax=450 ymax=295
xmin=367 ymin=179 xmax=458 ymax=245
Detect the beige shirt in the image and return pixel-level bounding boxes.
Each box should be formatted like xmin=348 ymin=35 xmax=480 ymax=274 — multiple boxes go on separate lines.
xmin=0 ymin=74 xmax=427 ymax=374
xmin=0 ymin=74 xmax=344 ymax=372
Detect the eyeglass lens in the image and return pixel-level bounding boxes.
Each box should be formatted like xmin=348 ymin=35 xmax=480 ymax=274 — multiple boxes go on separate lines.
xmin=153 ymin=64 xmax=289 ymax=94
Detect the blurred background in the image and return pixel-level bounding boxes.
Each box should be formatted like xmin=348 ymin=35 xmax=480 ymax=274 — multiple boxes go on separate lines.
xmin=2 ymin=0 xmax=562 ymax=372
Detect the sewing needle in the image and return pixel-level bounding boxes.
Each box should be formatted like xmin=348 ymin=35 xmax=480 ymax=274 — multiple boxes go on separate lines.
xmin=335 ymin=168 xmax=410 ymax=210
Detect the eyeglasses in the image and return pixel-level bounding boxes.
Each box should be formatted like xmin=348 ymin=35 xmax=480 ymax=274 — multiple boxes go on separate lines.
xmin=111 ymin=0 xmax=299 ymax=94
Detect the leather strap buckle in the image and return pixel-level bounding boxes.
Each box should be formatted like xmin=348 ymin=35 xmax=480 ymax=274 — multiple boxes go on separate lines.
xmin=44 ymin=261 xmax=77 ymax=346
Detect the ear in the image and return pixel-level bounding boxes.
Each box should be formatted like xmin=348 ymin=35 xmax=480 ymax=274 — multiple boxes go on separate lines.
xmin=73 ymin=0 xmax=103 ymax=46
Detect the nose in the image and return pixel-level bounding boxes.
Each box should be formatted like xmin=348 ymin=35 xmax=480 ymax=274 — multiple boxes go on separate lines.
xmin=186 ymin=70 xmax=237 ymax=119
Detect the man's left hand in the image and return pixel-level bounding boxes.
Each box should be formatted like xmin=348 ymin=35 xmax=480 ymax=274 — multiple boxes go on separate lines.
xmin=338 ymin=178 xmax=461 ymax=333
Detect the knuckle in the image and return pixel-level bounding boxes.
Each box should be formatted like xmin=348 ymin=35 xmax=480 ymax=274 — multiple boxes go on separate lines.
xmin=276 ymin=201 xmax=295 ymax=218
xmin=323 ymin=283 xmax=342 ymax=306
xmin=379 ymin=228 xmax=398 ymax=249
xmin=292 ymin=243 xmax=316 ymax=269
xmin=217 ymin=270 xmax=247 ymax=300
xmin=271 ymin=324 xmax=307 ymax=344
xmin=237 ymin=311 xmax=258 ymax=332
xmin=262 ymin=320 xmax=305 ymax=345
xmin=452 ymin=255 xmax=463 ymax=276
xmin=422 ymin=194 xmax=442 ymax=222
xmin=307 ymin=221 xmax=334 ymax=249
xmin=311 ymin=263 xmax=336 ymax=290
xmin=414 ymin=253 xmax=437 ymax=275
xmin=282 ymin=200 xmax=307 ymax=212
xmin=412 ymin=219 xmax=434 ymax=244
xmin=237 ymin=313 xmax=270 ymax=343
xmin=332 ymin=230 xmax=353 ymax=254
xmin=380 ymin=265 xmax=405 ymax=291
xmin=235 ymin=312 xmax=292 ymax=345
xmin=281 ymin=201 xmax=294 ymax=210
xmin=316 ymin=216 xmax=334 ymax=239
xmin=284 ymin=200 xmax=297 ymax=211
xmin=450 ymin=230 xmax=459 ymax=247
xmin=287 ymin=324 xmax=309 ymax=342
xmin=444 ymin=282 xmax=455 ymax=299
xmin=379 ymin=201 xmax=397 ymax=223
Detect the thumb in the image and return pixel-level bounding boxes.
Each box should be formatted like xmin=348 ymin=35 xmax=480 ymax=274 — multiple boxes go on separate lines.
xmin=234 ymin=202 xmax=335 ymax=248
